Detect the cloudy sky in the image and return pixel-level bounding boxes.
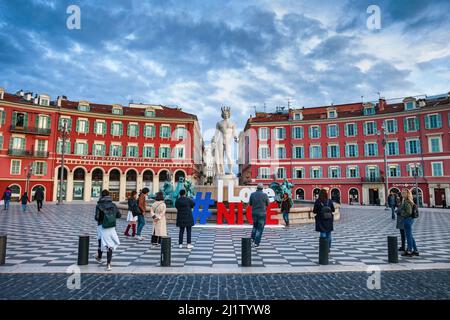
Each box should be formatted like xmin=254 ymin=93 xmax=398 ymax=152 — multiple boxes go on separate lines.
xmin=1 ymin=0 xmax=449 ymax=138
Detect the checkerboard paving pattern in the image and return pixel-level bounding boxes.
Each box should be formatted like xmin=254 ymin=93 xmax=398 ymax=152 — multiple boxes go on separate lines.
xmin=0 ymin=203 xmax=449 ymax=268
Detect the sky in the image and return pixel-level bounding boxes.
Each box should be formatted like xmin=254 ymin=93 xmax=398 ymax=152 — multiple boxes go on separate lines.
xmin=1 ymin=0 xmax=450 ymax=140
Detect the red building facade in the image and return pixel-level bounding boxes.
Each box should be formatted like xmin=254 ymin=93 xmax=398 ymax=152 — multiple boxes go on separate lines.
xmin=239 ymin=94 xmax=450 ymax=207
xmin=0 ymin=88 xmax=203 ymax=202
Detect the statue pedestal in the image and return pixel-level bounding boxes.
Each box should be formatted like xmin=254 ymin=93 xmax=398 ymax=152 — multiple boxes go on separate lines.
xmin=214 ymin=174 xmax=239 ymax=187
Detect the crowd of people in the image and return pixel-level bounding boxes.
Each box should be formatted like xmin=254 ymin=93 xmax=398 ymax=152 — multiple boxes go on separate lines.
xmin=2 ymin=186 xmax=45 ymax=212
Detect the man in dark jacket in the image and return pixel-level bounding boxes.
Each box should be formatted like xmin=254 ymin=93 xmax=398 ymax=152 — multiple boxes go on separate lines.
xmin=136 ymin=188 xmax=149 ymax=241
xmin=249 ymin=183 xmax=269 ymax=248
xmin=34 ymin=187 xmax=44 ymax=212
xmin=2 ymin=187 xmax=12 ymax=211
xmin=175 ymin=189 xmax=195 ymax=249
xmin=388 ymin=192 xmax=397 ymax=220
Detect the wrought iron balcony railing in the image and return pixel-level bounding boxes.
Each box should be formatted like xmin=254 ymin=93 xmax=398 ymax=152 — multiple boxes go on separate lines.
xmin=8 ymin=149 xmax=49 ymax=157
xmin=10 ymin=125 xmax=51 ymax=136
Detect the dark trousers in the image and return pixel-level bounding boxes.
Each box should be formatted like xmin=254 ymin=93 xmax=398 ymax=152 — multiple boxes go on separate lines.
xmin=179 ymin=226 xmax=192 ymax=245
xmin=399 ymin=229 xmax=406 ymax=249
xmin=390 ymin=206 xmax=395 ymax=219
xmin=251 ymin=214 xmax=266 ymax=245
xmin=97 ymin=239 xmax=113 ymax=264
xmin=36 ymin=200 xmax=43 ymax=211
xmin=151 ymin=230 xmax=162 ymax=245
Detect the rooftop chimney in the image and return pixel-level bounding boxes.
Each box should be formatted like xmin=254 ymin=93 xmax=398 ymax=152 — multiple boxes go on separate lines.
xmin=24 ymin=92 xmax=33 ymax=101
xmin=16 ymin=89 xmax=24 ymax=97
xmin=378 ymin=98 xmax=386 ymax=111
xmin=0 ymin=87 xmax=4 ymax=100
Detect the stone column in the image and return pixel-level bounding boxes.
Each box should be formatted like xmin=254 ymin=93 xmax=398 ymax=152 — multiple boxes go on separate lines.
xmin=445 ymin=187 xmax=450 ymax=207
xmin=362 ymin=186 xmax=369 ymax=205
xmin=66 ymin=171 xmax=74 ymax=202
xmin=429 ymin=187 xmax=435 ymax=207
xmin=52 ymin=168 xmax=59 ymax=201
xmin=153 ymin=173 xmax=159 ymax=194
xmin=119 ymin=173 xmax=126 ymax=201
xmin=84 ymin=171 xmax=92 ymax=202
xmin=103 ymin=172 xmax=109 ymax=191
xmin=137 ymin=173 xmax=143 ymax=193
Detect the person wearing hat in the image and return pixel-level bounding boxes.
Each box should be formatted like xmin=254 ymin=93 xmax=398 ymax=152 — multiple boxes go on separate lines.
xmin=249 ymin=183 xmax=269 ymax=248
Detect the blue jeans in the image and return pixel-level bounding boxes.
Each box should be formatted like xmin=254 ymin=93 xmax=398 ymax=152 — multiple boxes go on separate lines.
xmin=4 ymin=200 xmax=10 ymax=210
xmin=137 ymin=215 xmax=146 ymax=236
xmin=403 ymin=217 xmax=418 ymax=252
xmin=282 ymin=211 xmax=289 ymax=224
xmin=390 ymin=206 xmax=396 ymax=219
xmin=320 ymin=231 xmax=332 ymax=250
xmin=251 ymin=214 xmax=266 ymax=245
xmin=22 ymin=204 xmax=27 ymax=212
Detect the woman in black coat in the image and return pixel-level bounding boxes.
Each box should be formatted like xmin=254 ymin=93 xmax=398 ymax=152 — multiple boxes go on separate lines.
xmin=313 ymin=189 xmax=335 ymax=252
xmin=175 ymin=189 xmax=195 ymax=249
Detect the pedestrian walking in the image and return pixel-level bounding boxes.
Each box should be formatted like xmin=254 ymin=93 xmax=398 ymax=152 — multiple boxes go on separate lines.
xmin=313 ymin=189 xmax=335 ymax=252
xmin=249 ymin=183 xmax=269 ymax=248
xmin=150 ymin=191 xmax=167 ymax=248
xmin=136 ymin=187 xmax=149 ymax=241
xmin=175 ymin=189 xmax=195 ymax=249
xmin=396 ymin=205 xmax=406 ymax=252
xmin=388 ymin=191 xmax=397 ymax=220
xmin=19 ymin=192 xmax=30 ymax=212
xmin=2 ymin=187 xmax=12 ymax=211
xmin=280 ymin=192 xmax=292 ymax=226
xmin=34 ymin=186 xmax=44 ymax=212
xmin=124 ymin=191 xmax=139 ymax=237
xmin=94 ymin=189 xmax=121 ymax=271
xmin=399 ymin=189 xmax=419 ymax=257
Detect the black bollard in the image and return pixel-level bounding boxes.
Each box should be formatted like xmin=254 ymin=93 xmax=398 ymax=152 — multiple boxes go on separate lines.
xmin=0 ymin=235 xmax=6 ymax=265
xmin=387 ymin=236 xmax=399 ymax=263
xmin=241 ymin=238 xmax=252 ymax=267
xmin=319 ymin=237 xmax=329 ymax=265
xmin=77 ymin=235 xmax=89 ymax=265
xmin=161 ymin=237 xmax=171 ymax=267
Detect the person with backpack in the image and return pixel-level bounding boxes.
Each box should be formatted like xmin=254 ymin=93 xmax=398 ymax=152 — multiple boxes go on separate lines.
xmin=280 ymin=192 xmax=292 ymax=227
xmin=150 ymin=191 xmax=167 ymax=248
xmin=399 ymin=189 xmax=419 ymax=257
xmin=124 ymin=191 xmax=139 ymax=237
xmin=2 ymin=187 xmax=12 ymax=211
xmin=136 ymin=187 xmax=149 ymax=241
xmin=249 ymin=183 xmax=270 ymax=248
xmin=34 ymin=186 xmax=44 ymax=212
xmin=175 ymin=189 xmax=195 ymax=249
xmin=94 ymin=189 xmax=121 ymax=271
xmin=313 ymin=189 xmax=335 ymax=252
xmin=19 ymin=192 xmax=30 ymax=212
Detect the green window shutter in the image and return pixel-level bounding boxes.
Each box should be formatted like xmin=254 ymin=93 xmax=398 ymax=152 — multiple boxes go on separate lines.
xmin=328 ymin=167 xmax=332 ymax=178
xmin=326 ymin=125 xmax=330 ymax=138
xmin=46 ymin=116 xmax=50 ymax=129
xmin=364 ymin=144 xmax=368 ymax=156
xmin=345 ymin=124 xmax=349 ymax=136
xmin=0 ymin=110 xmax=4 ymax=124
xmin=32 ymin=162 xmax=37 ymax=173
xmin=405 ymin=141 xmax=410 ymax=155
xmin=151 ymin=126 xmax=155 ymax=137
xmin=374 ymin=143 xmax=378 ymax=156
xmin=118 ymin=146 xmax=122 ymax=156
xmin=437 ymin=114 xmax=442 ymax=128
xmin=76 ymin=120 xmax=80 ymax=132
xmin=0 ymin=135 xmax=3 ymax=149
xmin=94 ymin=121 xmax=98 ymax=134
xmin=109 ymin=145 xmax=113 ymax=156
xmin=103 ymin=122 xmax=107 ymax=135
xmin=393 ymin=119 xmax=398 ymax=132
xmin=12 ymin=112 xmax=17 ymax=127
xmin=119 ymin=123 xmax=123 ymax=136
xmin=86 ymin=121 xmax=89 ymax=133
xmin=425 ymin=115 xmax=430 ymax=129
xmin=363 ymin=123 xmax=367 ymax=135
xmin=24 ymin=113 xmax=28 ymax=128
xmin=43 ymin=163 xmax=47 ymax=175
xmin=101 ymin=145 xmax=105 ymax=156
xmin=35 ymin=115 xmax=39 ymax=129
xmin=136 ymin=125 xmax=139 ymax=137
xmin=127 ymin=124 xmax=130 ymax=136
xmin=415 ymin=118 xmax=419 ymax=130
xmin=403 ymin=119 xmax=408 ymax=132
xmin=308 ymin=127 xmax=312 ymax=138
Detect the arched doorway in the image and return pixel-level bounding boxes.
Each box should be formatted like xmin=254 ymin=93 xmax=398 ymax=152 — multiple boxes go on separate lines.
xmin=159 ymin=170 xmax=170 ymax=191
xmin=174 ymin=170 xmax=186 ymax=182
xmin=57 ymin=167 xmax=68 ymax=200
xmin=411 ymin=187 xmax=423 ymax=207
xmin=313 ymin=188 xmax=321 ymax=200
xmin=142 ymin=170 xmax=154 ymax=194
xmin=73 ymin=168 xmax=85 ymax=200
xmin=331 ymin=188 xmax=341 ymax=203
xmin=91 ymin=169 xmax=103 ymax=199
xmin=295 ymin=188 xmax=305 ymax=200
xmin=31 ymin=185 xmax=45 ymax=201
xmin=109 ymin=169 xmax=121 ymax=201
xmin=9 ymin=184 xmax=21 ymax=201
xmin=126 ymin=170 xmax=137 ymax=198
xmin=349 ymin=188 xmax=359 ymax=205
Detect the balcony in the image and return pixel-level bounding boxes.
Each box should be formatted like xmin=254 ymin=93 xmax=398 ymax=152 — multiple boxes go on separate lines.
xmin=8 ymin=149 xmax=49 ymax=158
xmin=362 ymin=177 xmax=384 ymax=183
xmin=10 ymin=125 xmax=51 ymax=136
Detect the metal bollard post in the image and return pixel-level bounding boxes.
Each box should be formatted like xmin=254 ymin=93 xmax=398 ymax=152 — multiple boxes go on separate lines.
xmin=387 ymin=236 xmax=398 ymax=263
xmin=0 ymin=235 xmax=6 ymax=265
xmin=161 ymin=237 xmax=171 ymax=267
xmin=77 ymin=235 xmax=89 ymax=265
xmin=241 ymin=238 xmax=252 ymax=267
xmin=319 ymin=237 xmax=329 ymax=265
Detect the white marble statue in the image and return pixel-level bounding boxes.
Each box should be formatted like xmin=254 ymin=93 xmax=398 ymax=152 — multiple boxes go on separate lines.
xmin=211 ymin=106 xmax=239 ymax=176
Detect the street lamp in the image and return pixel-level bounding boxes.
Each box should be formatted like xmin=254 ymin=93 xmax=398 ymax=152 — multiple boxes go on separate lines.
xmin=379 ymin=123 xmax=389 ymax=209
xmin=24 ymin=163 xmax=33 ymax=195
xmin=58 ymin=121 xmax=68 ymax=205
xmin=413 ymin=162 xmax=420 ymax=206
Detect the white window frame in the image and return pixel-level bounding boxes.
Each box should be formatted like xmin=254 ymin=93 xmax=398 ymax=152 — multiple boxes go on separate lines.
xmin=428 ymin=136 xmax=442 ymax=153
xmin=276 ymin=167 xmax=286 ymax=179
xmin=275 ymin=127 xmax=286 ymax=140
xmin=431 ymin=162 xmax=444 ymax=177
xmin=258 ymin=145 xmax=270 ymax=160
xmin=10 ymin=159 xmax=21 ymax=175
xmin=258 ymin=127 xmax=269 ymax=140
xmin=174 ymin=145 xmax=185 ymax=159
xmin=275 ymin=145 xmax=286 ymax=159
xmin=34 ymin=161 xmax=46 ymax=175
xmin=94 ymin=120 xmax=106 ymax=135
xmin=258 ymin=167 xmax=270 ymax=179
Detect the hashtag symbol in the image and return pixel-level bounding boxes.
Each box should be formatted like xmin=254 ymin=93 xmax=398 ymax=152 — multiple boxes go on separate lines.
xmin=192 ymin=192 xmax=214 ymax=225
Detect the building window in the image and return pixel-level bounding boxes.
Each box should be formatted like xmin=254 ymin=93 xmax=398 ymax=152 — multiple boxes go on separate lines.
xmin=327 ymin=124 xmax=338 ymax=138
xmin=10 ymin=137 xmax=25 ymax=150
xmin=258 ymin=128 xmax=269 ymax=140
xmin=405 ymin=101 xmax=415 ymax=110
xmin=56 ymin=140 xmax=71 ymax=154
xmin=0 ymin=109 xmax=5 ymax=125
xmin=328 ymin=167 xmax=341 ymax=178
xmin=37 ymin=115 xmax=50 ymax=129
xmin=143 ymin=146 xmax=155 ymax=158
xmin=276 ymin=167 xmax=286 ymax=179
xmin=36 ymin=140 xmax=46 ymax=152
xmin=387 ymin=141 xmax=399 ymax=156
xmin=111 ymin=123 xmax=123 ymax=136
xmin=406 ymin=164 xmax=423 ymax=177
xmin=384 ymin=119 xmax=397 ymax=133
xmin=110 ymin=145 xmax=122 ymax=157
xmin=425 ymin=114 xmax=442 ymax=129
xmin=310 ymin=145 xmax=322 ymax=159
xmin=429 ymin=136 xmax=442 ymax=153
xmin=432 ymin=162 xmax=443 ymax=177
xmin=345 ymin=123 xmax=357 ymax=137
xmin=293 ymin=113 xmax=303 ymax=120
xmin=364 ymin=107 xmax=375 ymax=115
xmin=327 ymin=145 xmax=340 ymax=158
xmin=294 ymin=168 xmax=304 ymax=179
xmin=126 ymin=145 xmax=138 ymax=157
xmin=74 ymin=142 xmax=88 ymax=155
xmin=292 ymin=126 xmax=304 ymax=139
xmin=159 ymin=147 xmax=171 ymax=159
xmin=160 ymin=125 xmax=171 ymax=138
xmin=366 ymin=166 xmax=379 ymax=180
xmin=0 ymin=135 xmax=3 ymax=149
xmin=112 ymin=108 xmax=123 ymax=115
xmin=78 ymin=104 xmax=90 ymax=112
xmin=309 ymin=126 xmax=321 ymax=139
xmin=58 ymin=118 xmax=72 ymax=131
xmin=293 ymin=146 xmax=304 ymax=159
xmin=310 ymin=167 xmax=322 ymax=179
xmin=145 ymin=109 xmax=155 ymax=118
xmin=406 ymin=139 xmax=421 ymax=155
xmin=275 ymin=128 xmax=286 ymax=140
xmin=328 ymin=110 xmax=337 ymax=119
xmin=174 ymin=146 xmax=184 ymax=159
xmin=276 ymin=146 xmax=286 ymax=159
xmin=13 ymin=112 xmax=27 ymax=128
xmin=364 ymin=121 xmax=377 ymax=135
xmin=94 ymin=121 xmax=106 ymax=135
xmin=345 ymin=144 xmax=358 ymax=158
xmin=347 ymin=166 xmax=359 ymax=178
xmin=144 ymin=125 xmax=156 ymax=138
xmin=258 ymin=168 xmax=270 ymax=179
xmin=404 ymin=117 xmax=418 ymax=132
xmin=175 ymin=127 xmax=186 ymax=139
xmin=365 ymin=142 xmax=378 ymax=157
xmin=76 ymin=119 xmax=89 ymax=133
xmin=93 ymin=144 xmax=106 ymax=156
xmin=33 ymin=161 xmax=47 ymax=175
xmin=127 ymin=124 xmax=139 ymax=137
xmin=258 ymin=146 xmax=270 ymax=160
xmin=389 ymin=165 xmax=401 ymax=177
xmin=10 ymin=160 xmax=21 ymax=175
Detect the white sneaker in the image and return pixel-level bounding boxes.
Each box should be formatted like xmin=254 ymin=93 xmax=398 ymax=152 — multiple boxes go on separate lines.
xmin=179 ymin=244 xmax=183 ymax=249
xmin=94 ymin=255 xmax=102 ymax=264
xmin=106 ymin=264 xmax=112 ymax=271
xmin=187 ymin=244 xmax=194 ymax=249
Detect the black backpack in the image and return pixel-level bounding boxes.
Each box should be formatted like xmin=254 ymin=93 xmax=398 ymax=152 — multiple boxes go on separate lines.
xmin=320 ymin=200 xmax=333 ymax=220
xmin=102 ymin=205 xmax=120 ymax=228
xmin=412 ymin=203 xmax=419 ymax=219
